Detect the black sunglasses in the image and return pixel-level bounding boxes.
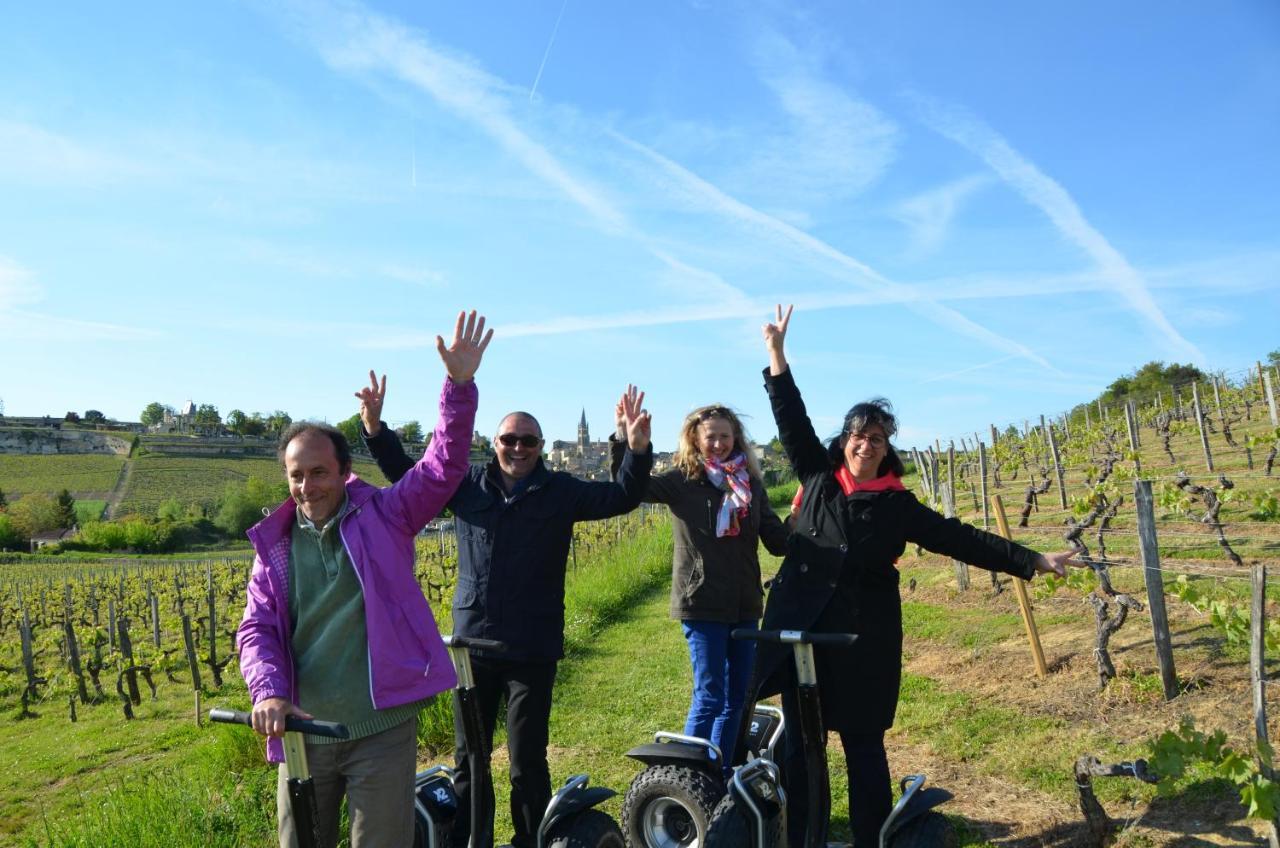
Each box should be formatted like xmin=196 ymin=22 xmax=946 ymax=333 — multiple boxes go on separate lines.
xmin=497 ymin=433 xmax=542 ymax=449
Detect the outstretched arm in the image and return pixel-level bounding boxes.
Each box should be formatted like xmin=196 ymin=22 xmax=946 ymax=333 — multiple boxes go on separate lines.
xmin=575 ymin=385 xmax=654 ymax=520
xmin=381 ymin=311 xmax=490 ymax=534
xmin=761 ymin=305 xmax=829 ymax=478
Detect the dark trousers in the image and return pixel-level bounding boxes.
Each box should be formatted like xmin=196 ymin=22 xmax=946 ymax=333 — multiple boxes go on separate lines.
xmin=781 ymin=689 xmax=892 ymax=848
xmin=452 ymin=656 xmax=558 ymax=848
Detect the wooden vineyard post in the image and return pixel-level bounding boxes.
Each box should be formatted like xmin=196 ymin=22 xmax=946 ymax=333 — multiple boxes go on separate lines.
xmin=1264 ymin=370 xmax=1279 ymax=427
xmin=978 ymin=442 xmax=990 ymax=530
xmin=118 ymin=617 xmax=142 ymax=705
xmin=1124 ymin=403 xmax=1142 ymax=473
xmin=64 ymin=618 xmax=89 ymax=704
xmin=1212 ymin=376 xmax=1223 ymax=423
xmin=1134 ymin=481 xmax=1178 ymax=700
xmin=1251 ymin=562 xmax=1280 ymax=847
xmin=947 ymin=443 xmax=957 ymax=517
xmin=1191 ymin=382 xmax=1214 ymax=472
xmin=182 ymin=613 xmax=203 ymax=692
xmin=942 ymin=487 xmax=970 ymax=591
xmin=150 ymin=592 xmax=161 ymax=648
xmin=1046 ymin=423 xmax=1067 ymax=510
xmin=991 ymin=495 xmax=1047 ymax=678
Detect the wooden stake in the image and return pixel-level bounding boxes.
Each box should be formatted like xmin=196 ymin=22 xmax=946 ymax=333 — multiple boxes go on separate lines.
xmin=1135 ymin=481 xmax=1178 ymax=700
xmin=978 ymin=442 xmax=990 ymax=530
xmin=1123 ymin=403 xmax=1142 ymax=473
xmin=1047 ymin=424 xmax=1067 ymax=510
xmin=991 ymin=495 xmax=1047 ymax=678
xmin=1264 ymin=370 xmax=1279 ymax=427
xmin=1191 ymin=382 xmax=1214 ymax=472
xmin=943 ymin=487 xmax=970 ymax=591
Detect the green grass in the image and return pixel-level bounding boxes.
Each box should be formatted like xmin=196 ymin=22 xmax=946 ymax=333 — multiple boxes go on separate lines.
xmin=72 ymin=500 xmax=107 ymax=524
xmin=0 ymin=455 xmax=125 ymax=498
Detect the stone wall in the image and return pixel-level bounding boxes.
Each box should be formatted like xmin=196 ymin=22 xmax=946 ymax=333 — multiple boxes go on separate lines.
xmin=0 ymin=427 xmax=133 ymax=456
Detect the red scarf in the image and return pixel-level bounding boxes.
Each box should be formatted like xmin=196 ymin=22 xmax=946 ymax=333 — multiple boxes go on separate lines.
xmin=834 ymin=467 xmax=906 ymax=495
xmin=791 ymin=470 xmax=906 ymax=506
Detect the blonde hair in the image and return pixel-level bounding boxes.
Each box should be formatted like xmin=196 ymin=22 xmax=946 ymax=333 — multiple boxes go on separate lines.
xmin=674 ymin=404 xmax=762 ymax=481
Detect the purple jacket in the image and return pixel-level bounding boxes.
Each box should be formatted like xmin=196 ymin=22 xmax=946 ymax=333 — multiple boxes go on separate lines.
xmin=236 ymin=377 xmax=476 ymax=762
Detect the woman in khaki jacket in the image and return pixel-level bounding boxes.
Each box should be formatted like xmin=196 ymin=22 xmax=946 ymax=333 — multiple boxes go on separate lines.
xmin=611 ymin=388 xmax=790 ymax=774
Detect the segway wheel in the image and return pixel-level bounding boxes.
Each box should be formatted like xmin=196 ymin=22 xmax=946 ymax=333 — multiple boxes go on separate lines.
xmin=546 ymin=808 xmax=625 ymax=848
xmin=888 ymin=811 xmax=956 ymax=848
xmin=621 ymin=764 xmax=723 ymax=848
xmin=705 ymin=792 xmax=786 ymax=846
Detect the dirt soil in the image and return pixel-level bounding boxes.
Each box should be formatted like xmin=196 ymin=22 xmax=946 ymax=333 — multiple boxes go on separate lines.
xmin=891 ymin=561 xmax=1278 ymax=846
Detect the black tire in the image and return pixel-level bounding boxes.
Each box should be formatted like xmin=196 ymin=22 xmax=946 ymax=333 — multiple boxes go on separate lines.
xmin=705 ymin=792 xmax=785 ymax=847
xmin=546 ymin=809 xmax=626 ymax=848
xmin=412 ymin=812 xmax=451 ymax=848
xmin=621 ymin=764 xmax=724 ymax=848
xmin=889 ymin=811 xmax=956 ymax=848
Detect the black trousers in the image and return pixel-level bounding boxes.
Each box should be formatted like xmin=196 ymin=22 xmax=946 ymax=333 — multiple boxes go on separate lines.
xmin=452 ymin=656 xmax=559 ymax=848
xmin=781 ymin=688 xmax=892 ymax=848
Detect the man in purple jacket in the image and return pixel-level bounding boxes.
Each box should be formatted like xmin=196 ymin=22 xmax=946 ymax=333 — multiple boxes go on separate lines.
xmin=236 ymin=311 xmax=492 ymax=848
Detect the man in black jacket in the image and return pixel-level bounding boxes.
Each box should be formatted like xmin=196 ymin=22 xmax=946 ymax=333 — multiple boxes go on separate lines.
xmin=355 ymin=373 xmax=652 ymax=848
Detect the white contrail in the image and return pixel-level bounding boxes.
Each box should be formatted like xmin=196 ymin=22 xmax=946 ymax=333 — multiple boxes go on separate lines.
xmin=610 ymin=130 xmax=1057 ymax=371
xmin=530 ymin=0 xmax=570 ymax=101
xmin=912 ymin=95 xmax=1204 ymax=364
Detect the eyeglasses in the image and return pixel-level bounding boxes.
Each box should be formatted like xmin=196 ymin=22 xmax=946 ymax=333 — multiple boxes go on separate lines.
xmin=847 ymin=432 xmax=887 ymax=449
xmin=697 ymin=406 xmax=731 ymax=421
xmin=497 ymin=433 xmax=542 ymax=449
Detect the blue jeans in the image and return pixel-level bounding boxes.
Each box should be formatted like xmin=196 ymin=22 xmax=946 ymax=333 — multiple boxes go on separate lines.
xmin=681 ymin=619 xmax=758 ymax=775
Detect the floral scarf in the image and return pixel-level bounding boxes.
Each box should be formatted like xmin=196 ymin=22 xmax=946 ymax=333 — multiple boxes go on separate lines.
xmin=704 ymin=452 xmax=752 ymax=537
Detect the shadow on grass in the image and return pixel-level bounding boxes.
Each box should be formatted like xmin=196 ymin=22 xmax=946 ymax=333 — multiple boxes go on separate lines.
xmin=952 ymin=777 xmax=1259 ymax=847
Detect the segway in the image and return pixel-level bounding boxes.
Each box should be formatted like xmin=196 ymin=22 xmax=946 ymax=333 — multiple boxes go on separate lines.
xmin=208 ymin=707 xmax=350 ymax=848
xmin=413 ymin=634 xmax=626 ymax=848
xmin=620 ymin=705 xmax=785 ymax=847
xmin=705 ymin=629 xmax=955 ymax=848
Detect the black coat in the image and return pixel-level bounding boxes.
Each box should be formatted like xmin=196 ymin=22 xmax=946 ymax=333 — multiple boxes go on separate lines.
xmin=365 ymin=426 xmax=652 ymax=661
xmin=610 ymin=437 xmax=790 ymax=622
xmin=754 ymin=367 xmax=1039 ymax=733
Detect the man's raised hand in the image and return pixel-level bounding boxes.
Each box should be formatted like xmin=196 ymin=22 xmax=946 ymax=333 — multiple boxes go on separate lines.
xmin=620 ymin=384 xmax=651 ymax=452
xmin=354 ymin=370 xmax=386 ymax=436
xmin=437 ymin=310 xmax=493 ymax=384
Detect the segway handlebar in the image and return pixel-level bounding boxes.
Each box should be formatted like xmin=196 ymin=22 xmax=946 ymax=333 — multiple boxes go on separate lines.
xmin=731 ymin=628 xmax=858 ymax=647
xmin=208 ymin=708 xmax=350 ymax=739
xmin=442 ymin=634 xmax=508 ymax=653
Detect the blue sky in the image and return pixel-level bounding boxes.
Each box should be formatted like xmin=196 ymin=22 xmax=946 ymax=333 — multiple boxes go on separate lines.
xmin=2 ymin=1 xmax=1277 ymax=451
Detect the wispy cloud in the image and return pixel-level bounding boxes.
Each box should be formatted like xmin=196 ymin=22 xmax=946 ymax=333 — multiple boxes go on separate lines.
xmin=742 ymin=29 xmax=898 ymax=205
xmin=0 ymin=256 xmax=159 ymax=342
xmin=609 ymin=130 xmax=1055 ymax=371
xmin=892 ymin=173 xmax=991 ymax=257
xmin=0 ymin=120 xmax=150 ymax=186
xmin=280 ymin=0 xmax=629 ymax=234
xmin=920 ymin=354 xmax=1018 ymax=384
xmin=910 ymin=94 xmax=1204 ymax=363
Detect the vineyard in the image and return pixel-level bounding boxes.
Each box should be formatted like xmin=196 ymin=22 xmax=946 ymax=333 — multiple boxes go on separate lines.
xmin=0 ymin=505 xmax=668 ymax=845
xmin=0 ymin=455 xmax=126 ymax=500
xmin=2 ymin=365 xmax=1280 ymax=845
xmin=113 ymin=454 xmax=391 ymax=517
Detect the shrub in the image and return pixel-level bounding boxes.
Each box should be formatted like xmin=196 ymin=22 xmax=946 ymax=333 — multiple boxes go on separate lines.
xmin=0 ymin=514 xmax=25 ymax=550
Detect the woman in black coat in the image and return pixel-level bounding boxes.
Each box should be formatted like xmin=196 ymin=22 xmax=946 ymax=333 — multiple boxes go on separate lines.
xmin=753 ymin=305 xmax=1079 ymax=847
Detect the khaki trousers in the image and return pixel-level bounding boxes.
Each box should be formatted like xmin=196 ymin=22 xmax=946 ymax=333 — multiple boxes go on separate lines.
xmin=277 ymin=716 xmax=417 ymax=848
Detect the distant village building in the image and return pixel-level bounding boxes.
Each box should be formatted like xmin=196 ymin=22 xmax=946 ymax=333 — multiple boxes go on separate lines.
xmin=156 ymin=401 xmax=197 ymax=434
xmin=544 ymin=409 xmax=674 ymax=480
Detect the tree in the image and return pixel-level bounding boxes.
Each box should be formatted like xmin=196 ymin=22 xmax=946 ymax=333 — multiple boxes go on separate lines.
xmin=1267 ymin=350 xmax=1280 ymax=369
xmin=336 ymin=414 xmax=363 ymax=449
xmin=226 ymin=409 xmax=248 ymax=434
xmin=0 ymin=487 xmax=6 ymax=510
xmin=55 ymin=489 xmax=76 ymax=529
xmin=1099 ymin=361 xmax=1206 ymax=404
xmin=140 ymin=402 xmax=168 ymax=428
xmin=7 ymin=493 xmax=62 ymax=538
xmin=0 ymin=514 xmax=23 ymax=550
xmin=242 ymin=413 xmax=267 ymax=437
xmin=216 ymin=477 xmax=289 ymax=536
xmin=266 ymin=410 xmax=292 ymax=437
xmin=398 ymin=420 xmax=425 ymax=443
xmin=64 ymin=411 xmax=81 ymax=423
xmin=194 ymin=404 xmax=222 ymax=433
xmin=83 ymin=409 xmax=106 ymax=424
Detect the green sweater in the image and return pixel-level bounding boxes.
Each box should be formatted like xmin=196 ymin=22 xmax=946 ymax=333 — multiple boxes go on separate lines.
xmin=288 ymin=499 xmax=423 ymax=743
